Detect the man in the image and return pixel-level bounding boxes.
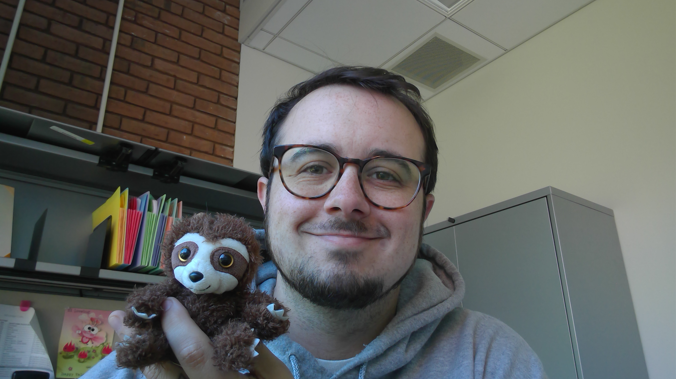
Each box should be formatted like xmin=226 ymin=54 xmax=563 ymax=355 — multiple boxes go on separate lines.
xmin=85 ymin=66 xmax=547 ymax=379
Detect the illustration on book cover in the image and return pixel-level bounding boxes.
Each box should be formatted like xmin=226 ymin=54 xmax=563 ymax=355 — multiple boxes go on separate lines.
xmin=56 ymin=308 xmax=113 ymax=378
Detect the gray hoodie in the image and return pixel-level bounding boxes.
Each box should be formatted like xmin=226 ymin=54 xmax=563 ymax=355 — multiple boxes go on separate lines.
xmin=81 ymin=244 xmax=547 ymax=379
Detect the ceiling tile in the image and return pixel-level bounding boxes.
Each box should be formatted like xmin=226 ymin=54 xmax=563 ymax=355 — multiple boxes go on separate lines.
xmin=451 ymin=0 xmax=595 ymax=49
xmin=279 ymin=0 xmax=445 ymax=67
xmin=263 ymin=0 xmax=311 ymax=35
xmin=250 ymin=30 xmax=275 ymax=50
xmin=265 ymin=37 xmax=337 ymax=73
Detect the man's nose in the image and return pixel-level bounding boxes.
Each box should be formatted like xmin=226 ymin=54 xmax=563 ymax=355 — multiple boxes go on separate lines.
xmin=323 ymin=165 xmax=371 ymax=217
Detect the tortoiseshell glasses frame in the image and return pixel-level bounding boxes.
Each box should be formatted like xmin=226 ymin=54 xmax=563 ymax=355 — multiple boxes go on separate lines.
xmin=270 ymin=144 xmax=432 ymax=210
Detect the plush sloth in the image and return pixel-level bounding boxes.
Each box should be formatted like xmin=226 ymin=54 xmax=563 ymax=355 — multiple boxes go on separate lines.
xmin=115 ymin=213 xmax=289 ymax=371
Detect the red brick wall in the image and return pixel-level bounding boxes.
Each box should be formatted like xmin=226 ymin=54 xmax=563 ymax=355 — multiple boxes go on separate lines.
xmin=0 ymin=0 xmax=239 ymax=166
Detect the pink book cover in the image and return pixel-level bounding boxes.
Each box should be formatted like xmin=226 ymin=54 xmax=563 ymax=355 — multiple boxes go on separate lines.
xmin=55 ymin=308 xmax=114 ymax=378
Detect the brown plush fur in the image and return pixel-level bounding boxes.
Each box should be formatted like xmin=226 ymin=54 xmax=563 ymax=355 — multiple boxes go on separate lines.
xmin=115 ymin=213 xmax=289 ymax=371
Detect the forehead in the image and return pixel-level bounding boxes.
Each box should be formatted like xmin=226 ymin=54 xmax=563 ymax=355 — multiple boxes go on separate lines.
xmin=277 ymin=85 xmax=425 ymax=160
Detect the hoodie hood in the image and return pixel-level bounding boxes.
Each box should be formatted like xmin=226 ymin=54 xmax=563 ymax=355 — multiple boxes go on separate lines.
xmin=255 ymin=243 xmax=465 ymax=379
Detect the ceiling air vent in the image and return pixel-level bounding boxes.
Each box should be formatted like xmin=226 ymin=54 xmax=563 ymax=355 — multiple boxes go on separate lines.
xmin=419 ymin=0 xmax=473 ymax=17
xmin=392 ymin=36 xmax=481 ymax=90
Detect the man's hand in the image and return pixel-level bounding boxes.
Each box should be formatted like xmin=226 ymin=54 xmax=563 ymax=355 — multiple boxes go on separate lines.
xmin=109 ymin=297 xmax=292 ymax=379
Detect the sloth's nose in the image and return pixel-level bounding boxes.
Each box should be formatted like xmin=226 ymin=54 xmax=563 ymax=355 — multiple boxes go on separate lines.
xmin=189 ymin=272 xmax=204 ymax=282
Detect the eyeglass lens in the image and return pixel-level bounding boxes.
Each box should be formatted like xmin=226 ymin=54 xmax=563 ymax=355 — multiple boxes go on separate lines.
xmin=279 ymin=146 xmax=421 ymax=208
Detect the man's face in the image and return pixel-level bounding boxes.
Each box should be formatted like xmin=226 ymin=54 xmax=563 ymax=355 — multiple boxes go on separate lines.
xmin=258 ymin=85 xmax=435 ymax=309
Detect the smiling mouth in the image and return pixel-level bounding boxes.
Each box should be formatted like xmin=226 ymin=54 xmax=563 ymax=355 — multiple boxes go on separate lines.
xmin=195 ymin=285 xmax=211 ymax=292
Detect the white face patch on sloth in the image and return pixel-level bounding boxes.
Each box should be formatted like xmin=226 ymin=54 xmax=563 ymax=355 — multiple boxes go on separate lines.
xmin=171 ymin=233 xmax=250 ymax=294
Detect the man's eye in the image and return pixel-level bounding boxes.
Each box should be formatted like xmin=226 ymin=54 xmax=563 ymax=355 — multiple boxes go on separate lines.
xmin=302 ymin=164 xmax=328 ymax=175
xmin=372 ymin=171 xmax=397 ymax=181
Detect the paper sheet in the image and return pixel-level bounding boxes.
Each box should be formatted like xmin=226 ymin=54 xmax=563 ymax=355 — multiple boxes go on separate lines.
xmin=0 ymin=304 xmax=54 ymax=379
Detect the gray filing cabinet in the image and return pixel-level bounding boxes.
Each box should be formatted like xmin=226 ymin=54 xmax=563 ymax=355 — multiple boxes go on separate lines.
xmin=423 ymin=187 xmax=648 ymax=379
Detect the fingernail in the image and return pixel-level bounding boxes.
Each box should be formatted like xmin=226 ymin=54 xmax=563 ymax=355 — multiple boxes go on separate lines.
xmin=108 ymin=312 xmax=123 ymax=332
xmin=161 ymin=298 xmax=172 ymax=311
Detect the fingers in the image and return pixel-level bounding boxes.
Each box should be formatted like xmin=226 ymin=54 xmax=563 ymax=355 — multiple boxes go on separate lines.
xmin=161 ymin=297 xmax=243 ymax=379
xmin=108 ymin=310 xmax=133 ymax=340
xmin=250 ymin=343 xmax=294 ymax=379
xmin=142 ymin=362 xmax=187 ymax=379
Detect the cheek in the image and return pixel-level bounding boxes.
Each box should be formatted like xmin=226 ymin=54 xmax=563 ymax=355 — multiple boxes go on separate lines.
xmin=174 ymin=266 xmax=188 ymax=287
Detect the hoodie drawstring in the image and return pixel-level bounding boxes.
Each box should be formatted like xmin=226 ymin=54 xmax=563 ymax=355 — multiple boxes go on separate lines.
xmin=358 ymin=362 xmax=367 ymax=379
xmin=290 ymin=355 xmax=300 ymax=379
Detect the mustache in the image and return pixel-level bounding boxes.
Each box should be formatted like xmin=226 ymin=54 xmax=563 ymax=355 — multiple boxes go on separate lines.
xmin=300 ymin=218 xmax=390 ymax=238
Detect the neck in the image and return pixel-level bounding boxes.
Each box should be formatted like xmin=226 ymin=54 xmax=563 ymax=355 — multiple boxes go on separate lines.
xmin=273 ymin=273 xmax=399 ymax=360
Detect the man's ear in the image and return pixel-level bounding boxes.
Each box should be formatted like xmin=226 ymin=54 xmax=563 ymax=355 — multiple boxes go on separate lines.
xmin=423 ymin=193 xmax=435 ymax=222
xmin=257 ymin=177 xmax=269 ymax=213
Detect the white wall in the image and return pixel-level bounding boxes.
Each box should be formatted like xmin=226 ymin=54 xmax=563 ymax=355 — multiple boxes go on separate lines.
xmin=424 ymin=0 xmax=675 ymax=378
xmin=234 ymin=46 xmax=313 ymax=173
xmin=235 ymin=1 xmax=675 ymax=375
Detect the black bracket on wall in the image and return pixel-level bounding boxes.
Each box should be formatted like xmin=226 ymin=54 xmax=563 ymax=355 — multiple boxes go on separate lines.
xmin=448 ymin=217 xmax=456 ymax=224
xmin=98 ymin=142 xmax=133 ymax=172
xmin=153 ymin=157 xmax=186 ymax=183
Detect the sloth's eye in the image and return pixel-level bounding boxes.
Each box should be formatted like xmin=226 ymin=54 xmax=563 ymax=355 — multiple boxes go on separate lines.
xmin=219 ymin=253 xmax=234 ymax=268
xmin=178 ymin=247 xmax=191 ymax=262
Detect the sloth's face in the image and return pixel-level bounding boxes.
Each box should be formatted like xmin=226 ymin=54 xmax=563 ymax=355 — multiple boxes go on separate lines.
xmin=171 ymin=233 xmax=250 ymax=294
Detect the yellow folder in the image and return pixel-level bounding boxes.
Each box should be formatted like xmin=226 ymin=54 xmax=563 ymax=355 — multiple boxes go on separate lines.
xmin=92 ymin=187 xmax=122 ymax=269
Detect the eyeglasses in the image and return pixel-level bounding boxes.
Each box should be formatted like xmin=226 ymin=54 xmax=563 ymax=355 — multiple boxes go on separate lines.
xmin=271 ymin=144 xmax=431 ymax=210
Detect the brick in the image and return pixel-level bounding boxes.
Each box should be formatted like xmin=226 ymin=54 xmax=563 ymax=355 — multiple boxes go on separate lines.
xmin=116 ymin=45 xmax=152 ymax=65
xmin=144 ymin=110 xmax=191 ymax=133
xmin=136 ymin=13 xmax=179 ymax=38
xmin=225 ymin=4 xmax=237 ymax=18
xmin=141 ymin=137 xmax=190 ymax=154
xmin=39 ymin=79 xmax=98 ymax=106
xmin=168 ymin=130 xmax=212 ymax=153
xmin=107 ymin=14 xmax=114 ymax=27
xmin=223 ymin=25 xmax=237 ymax=40
xmin=183 ymin=8 xmax=220 ymax=32
xmin=215 ymin=118 xmax=234 ymax=134
xmin=120 ymin=20 xmax=155 ymax=42
xmin=107 ymin=98 xmax=144 ymax=118
xmin=104 ymin=126 xmax=143 ymax=141
xmin=171 ymin=0 xmax=201 ymax=13
xmin=147 ymin=83 xmax=193 ymax=107
xmin=201 ymin=51 xmax=237 ymax=74
xmin=0 ymin=100 xmax=30 ymax=113
xmin=121 ymin=117 xmax=168 ymax=140
xmin=198 ymin=74 xmax=236 ymax=96
xmin=171 ymin=104 xmax=214 ymax=127
xmin=32 ymin=109 xmax=92 ymax=129
xmin=19 ymin=26 xmax=76 ymax=54
xmin=193 ymin=122 xmax=232 ymax=144
xmin=103 ymin=112 xmax=120 ymax=127
xmin=221 ymin=46 xmax=239 ymax=63
xmin=0 ymin=0 xmax=18 ymax=6
xmin=202 ymin=28 xmax=239 ymax=52
xmin=72 ymin=74 xmax=104 ymax=93
xmin=11 ymin=55 xmax=70 ymax=82
xmin=118 ymin=32 xmax=132 ymax=46
xmin=114 ymin=57 xmax=130 ymax=71
xmin=109 ymin=84 xmax=125 ymax=99
xmin=218 ymin=94 xmax=235 ymax=109
xmin=214 ymin=143 xmax=233 ymax=159
xmin=220 ymin=69 xmax=237 ymax=86
xmin=128 ymin=63 xmax=173 ymax=87
xmin=157 ymin=34 xmax=199 ymax=58
xmin=175 ymin=79 xmax=216 ymax=102
xmin=112 ymin=71 xmax=148 ymax=91
xmin=82 ymin=19 xmax=113 ymax=39
xmin=132 ymin=37 xmax=177 ymax=61
xmin=46 ymin=50 xmax=101 ymax=77
xmin=222 ymin=0 xmax=237 ymax=7
xmin=124 ymin=0 xmax=159 ymax=17
xmin=78 ymin=45 xmax=109 ymax=65
xmin=204 ymin=5 xmax=237 ymax=28
xmin=0 ymin=2 xmax=14 ymax=19
xmin=159 ymin=10 xmax=201 ymax=35
xmin=0 ymin=19 xmax=11 ymax=34
xmin=125 ymin=90 xmax=171 ymax=113
xmin=142 ymin=0 xmax=182 ymax=15
xmin=195 ymin=0 xmax=222 ymax=11
xmin=179 ymin=55 xmax=218 ymax=78
xmin=55 ymin=0 xmax=107 ymax=23
xmin=21 ymin=12 xmax=48 ymax=29
xmin=4 ymin=85 xmax=65 ymax=112
xmin=153 ymin=58 xmax=197 ymax=82
xmin=51 ymin=22 xmax=104 ymax=49
xmin=191 ymin=150 xmax=231 ymax=166
xmin=122 ymin=8 xmax=135 ymax=20
xmin=195 ymin=98 xmax=234 ymax=122
xmin=24 ymin=0 xmax=80 ymax=26
xmin=12 ymin=40 xmax=44 ymax=59
xmin=66 ymin=103 xmax=99 ymax=122
xmin=179 ymin=31 xmax=219 ymax=54
xmin=86 ymin=0 xmax=117 ymax=14
xmin=4 ymin=69 xmax=38 ymax=89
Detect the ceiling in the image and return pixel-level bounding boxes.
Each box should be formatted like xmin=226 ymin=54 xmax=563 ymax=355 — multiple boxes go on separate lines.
xmin=239 ymin=0 xmax=595 ymax=100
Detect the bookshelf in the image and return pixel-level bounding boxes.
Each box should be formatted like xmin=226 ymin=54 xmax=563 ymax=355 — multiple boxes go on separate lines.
xmin=0 ymin=106 xmax=265 ymax=300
